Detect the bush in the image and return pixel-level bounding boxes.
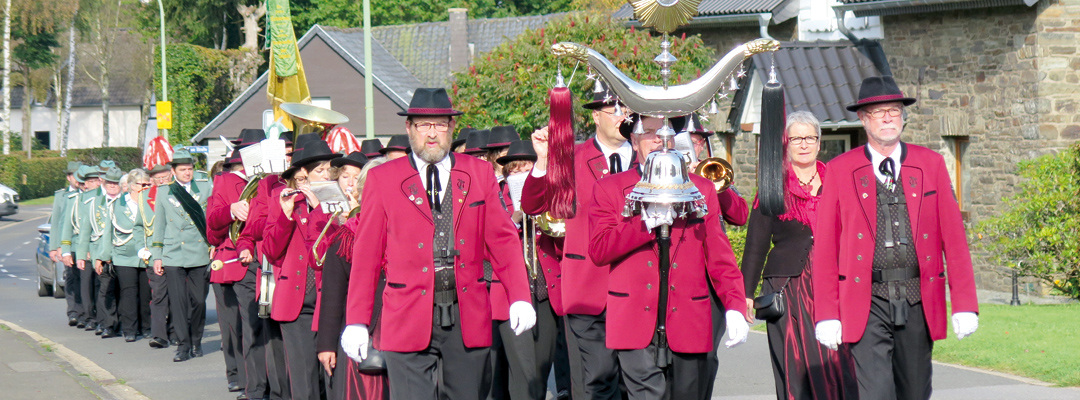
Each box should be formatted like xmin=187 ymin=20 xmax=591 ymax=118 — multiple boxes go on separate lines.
xmin=975 ymin=144 xmax=1080 ymax=300
xmin=0 ymin=147 xmax=142 ymax=200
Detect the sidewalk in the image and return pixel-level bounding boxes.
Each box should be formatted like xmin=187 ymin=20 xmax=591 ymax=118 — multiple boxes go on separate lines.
xmin=0 ymin=323 xmax=105 ymax=399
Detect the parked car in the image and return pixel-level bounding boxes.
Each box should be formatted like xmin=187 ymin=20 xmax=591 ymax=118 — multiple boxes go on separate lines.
xmin=35 ymin=223 xmax=65 ymax=298
xmin=0 ymin=183 xmax=18 ymax=217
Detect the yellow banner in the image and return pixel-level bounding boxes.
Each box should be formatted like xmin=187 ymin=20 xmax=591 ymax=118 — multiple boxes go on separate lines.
xmin=156 ymin=101 xmax=173 ymax=130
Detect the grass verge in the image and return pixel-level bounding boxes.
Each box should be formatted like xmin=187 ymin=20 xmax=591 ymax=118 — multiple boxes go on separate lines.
xmin=20 ymin=195 xmax=55 ymax=206
xmin=935 ymin=303 xmax=1080 ymax=387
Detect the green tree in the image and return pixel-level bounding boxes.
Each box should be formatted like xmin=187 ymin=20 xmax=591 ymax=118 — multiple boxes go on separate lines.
xmin=153 ymin=43 xmax=236 ymax=145
xmin=290 ymin=0 xmax=575 ymax=33
xmin=451 ymin=12 xmax=719 ymax=135
xmin=976 ymin=144 xmax=1080 ymax=300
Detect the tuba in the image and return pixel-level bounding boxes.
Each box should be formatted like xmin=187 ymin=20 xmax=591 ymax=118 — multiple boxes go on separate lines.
xmin=694 ymin=158 xmax=734 ymax=193
xmin=279 ymin=102 xmax=349 ymax=139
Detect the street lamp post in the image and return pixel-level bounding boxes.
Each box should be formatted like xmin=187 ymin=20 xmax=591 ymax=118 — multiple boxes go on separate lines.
xmin=142 ymin=0 xmax=168 ymax=142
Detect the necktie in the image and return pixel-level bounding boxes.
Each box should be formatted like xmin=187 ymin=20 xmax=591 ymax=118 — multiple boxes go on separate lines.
xmin=878 ymin=158 xmax=896 ymax=187
xmin=608 ymin=153 xmax=622 ymax=174
xmin=427 ymin=163 xmax=441 ymax=212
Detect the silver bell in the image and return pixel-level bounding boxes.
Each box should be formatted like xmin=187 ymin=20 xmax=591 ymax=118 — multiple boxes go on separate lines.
xmin=623 ymin=118 xmax=707 ymax=219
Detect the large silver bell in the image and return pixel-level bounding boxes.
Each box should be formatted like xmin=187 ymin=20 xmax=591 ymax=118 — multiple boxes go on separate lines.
xmin=623 ymin=118 xmax=708 ymax=219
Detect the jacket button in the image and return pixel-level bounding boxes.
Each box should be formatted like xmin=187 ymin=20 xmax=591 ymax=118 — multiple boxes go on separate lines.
xmin=926 ymin=256 xmax=931 ymax=261
xmin=459 ymin=239 xmax=465 ymax=244
xmin=463 ymin=287 xmax=467 ymax=292
xmin=421 ymin=290 xmax=426 ymax=295
xmin=670 ymin=285 xmax=675 ymax=291
xmin=297 ymin=271 xmax=301 ymax=275
xmin=422 ymin=267 xmax=428 ymax=272
xmin=672 ymin=307 xmax=677 ymax=312
xmin=856 ymin=255 xmax=862 ymax=261
xmin=295 ymin=285 xmax=300 ymax=290
xmin=647 ymin=261 xmax=653 ymax=267
xmin=923 ymin=234 xmax=929 ymax=239
xmin=929 ymin=277 xmax=934 ymax=281
xmin=646 ymin=284 xmax=652 ymax=289
xmin=854 ymin=277 xmax=860 ymax=283
xmin=645 ymin=306 xmax=650 ymax=311
xmin=298 ymin=255 xmax=303 ymax=260
xmin=673 ymin=263 xmax=678 ymax=268
xmin=857 ymin=233 xmax=863 ymax=239
xmin=418 ymin=243 xmax=424 ymax=249
xmin=460 ymin=263 xmax=465 ymax=268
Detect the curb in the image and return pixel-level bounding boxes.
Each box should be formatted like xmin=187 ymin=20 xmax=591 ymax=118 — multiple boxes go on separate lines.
xmin=0 ymin=318 xmax=151 ymax=400
xmin=930 ymin=359 xmax=1057 ymax=387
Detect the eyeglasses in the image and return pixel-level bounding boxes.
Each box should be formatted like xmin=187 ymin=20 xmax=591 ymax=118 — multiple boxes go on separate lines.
xmin=595 ymin=109 xmax=627 ymax=121
xmin=788 ymin=136 xmax=819 ymax=145
xmin=413 ymin=122 xmax=451 ymax=133
xmin=138 ymin=182 xmax=153 ymax=188
xmin=865 ymin=108 xmax=903 ymax=119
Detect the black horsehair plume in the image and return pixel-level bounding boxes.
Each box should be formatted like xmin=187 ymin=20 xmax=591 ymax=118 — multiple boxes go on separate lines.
xmin=758 ymin=64 xmax=787 ymax=217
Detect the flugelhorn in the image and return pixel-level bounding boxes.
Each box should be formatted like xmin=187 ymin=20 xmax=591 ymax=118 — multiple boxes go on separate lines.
xmin=694 ymin=157 xmax=734 ymax=193
xmin=279 ymin=103 xmax=349 ymax=138
xmin=533 ymin=211 xmax=566 ymax=238
xmin=229 ymin=174 xmax=264 ymax=243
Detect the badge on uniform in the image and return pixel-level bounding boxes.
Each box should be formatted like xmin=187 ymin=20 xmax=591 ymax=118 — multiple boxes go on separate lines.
xmin=908 ymin=176 xmax=917 ymax=188
xmin=860 ymin=175 xmax=869 ymax=188
xmin=169 ymin=198 xmax=182 ymax=208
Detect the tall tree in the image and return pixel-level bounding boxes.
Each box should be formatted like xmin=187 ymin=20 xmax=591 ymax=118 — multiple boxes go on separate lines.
xmin=79 ymin=0 xmax=124 ymax=147
xmin=59 ymin=9 xmax=77 ymax=156
xmin=12 ymin=27 xmax=59 ymax=156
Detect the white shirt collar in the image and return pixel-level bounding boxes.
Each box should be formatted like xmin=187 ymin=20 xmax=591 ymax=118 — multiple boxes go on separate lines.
xmin=869 ymin=144 xmax=902 ymax=184
xmin=412 ymin=152 xmax=452 ymax=202
xmin=597 ymin=139 xmax=633 ymax=174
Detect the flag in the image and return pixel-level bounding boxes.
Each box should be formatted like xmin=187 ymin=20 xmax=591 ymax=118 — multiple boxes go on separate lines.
xmin=144 ymin=136 xmax=174 ymax=170
xmin=266 ymin=0 xmax=311 ymax=134
xmin=325 ymin=126 xmax=362 ymax=154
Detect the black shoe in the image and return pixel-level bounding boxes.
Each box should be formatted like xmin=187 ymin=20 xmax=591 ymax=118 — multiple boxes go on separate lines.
xmin=173 ymin=350 xmax=192 ymax=362
xmin=170 ymin=339 xmax=180 ymax=347
xmin=94 ymin=325 xmax=104 ymax=335
xmin=191 ymin=345 xmax=203 ymax=358
xmin=100 ymin=328 xmax=118 ymax=339
xmin=125 ymin=335 xmax=137 ymax=342
xmin=84 ymin=323 xmax=96 ymax=332
xmin=148 ymin=337 xmax=169 ymax=349
xmin=235 ymin=394 xmax=250 ymax=400
xmin=227 ymin=382 xmax=243 ymax=392
xmin=76 ymin=321 xmax=86 ymax=329
xmin=68 ymin=318 xmax=78 ymax=327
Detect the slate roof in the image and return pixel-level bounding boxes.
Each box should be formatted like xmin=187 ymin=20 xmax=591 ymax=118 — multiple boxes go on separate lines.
xmin=836 ymin=0 xmax=1040 ymax=17
xmin=613 ymin=0 xmax=788 ymax=19
xmin=191 ymin=25 xmax=423 ymax=142
xmin=748 ymin=41 xmax=881 ymax=125
xmin=371 ymin=13 xmax=565 ymax=88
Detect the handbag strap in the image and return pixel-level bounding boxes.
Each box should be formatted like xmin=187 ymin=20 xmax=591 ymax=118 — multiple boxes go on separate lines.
xmin=775 ymin=277 xmax=793 ymax=295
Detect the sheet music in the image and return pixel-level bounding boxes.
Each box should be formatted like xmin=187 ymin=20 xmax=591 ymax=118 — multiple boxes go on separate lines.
xmin=506 ymin=174 xmax=526 ymax=212
xmin=672 ymin=131 xmax=698 ymax=165
xmin=261 ymin=139 xmax=288 ymax=174
xmin=240 ymin=143 xmax=264 ymax=177
xmin=308 ymin=180 xmax=349 ymax=214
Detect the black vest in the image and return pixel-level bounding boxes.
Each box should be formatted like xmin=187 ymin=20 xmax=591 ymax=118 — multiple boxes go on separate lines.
xmin=432 ymin=183 xmax=458 ymax=326
xmin=871 ymin=179 xmax=921 ymax=304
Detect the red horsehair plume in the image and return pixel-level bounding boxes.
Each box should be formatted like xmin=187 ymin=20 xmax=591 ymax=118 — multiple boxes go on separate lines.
xmin=547 ymin=86 xmax=576 ymax=219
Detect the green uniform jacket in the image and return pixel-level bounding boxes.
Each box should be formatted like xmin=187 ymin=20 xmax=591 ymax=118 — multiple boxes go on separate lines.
xmin=62 ymin=187 xmax=101 ymax=259
xmin=92 ymin=193 xmax=150 ymax=268
xmin=150 ymin=178 xmax=212 ymax=268
xmin=49 ymin=186 xmax=78 ymax=251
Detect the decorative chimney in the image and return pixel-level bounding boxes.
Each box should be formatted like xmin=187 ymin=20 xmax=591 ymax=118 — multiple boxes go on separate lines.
xmin=448 ymin=8 xmax=470 ymax=74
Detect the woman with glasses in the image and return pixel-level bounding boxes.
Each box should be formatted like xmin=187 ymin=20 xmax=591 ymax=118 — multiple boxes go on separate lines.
xmin=97 ymin=168 xmax=154 ymax=343
xmin=262 ymin=137 xmax=341 ymax=400
xmin=741 ymin=111 xmax=856 ymax=400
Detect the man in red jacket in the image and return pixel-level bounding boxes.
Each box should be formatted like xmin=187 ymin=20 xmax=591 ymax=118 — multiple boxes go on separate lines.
xmin=813 ymin=76 xmax=979 ymax=400
xmin=341 ymin=88 xmax=536 ymax=400
xmin=521 ymin=83 xmax=634 ymax=400
xmin=588 ymin=114 xmax=749 ymax=399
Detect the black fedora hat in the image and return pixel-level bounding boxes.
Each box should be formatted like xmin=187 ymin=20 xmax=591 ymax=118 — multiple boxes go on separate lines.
xmin=288 ymin=133 xmax=323 ymax=156
xmin=847 ymin=75 xmax=916 ymax=112
xmin=224 ymin=147 xmax=243 ymax=166
xmin=453 ymin=128 xmax=475 ymax=149
xmin=496 ymin=140 xmax=537 ymax=165
xmin=582 ymin=81 xmax=622 ymax=110
xmin=463 ymin=129 xmax=490 ymax=155
xmin=359 ymin=139 xmax=384 ymax=158
xmin=283 ymin=140 xmax=341 ymax=179
xmin=331 ymin=151 xmax=369 ymax=169
xmin=397 ymin=88 xmax=464 ymax=117
xmin=483 ymin=126 xmax=518 ymax=150
xmin=380 ymin=135 xmax=410 ymax=154
xmin=671 ymin=114 xmax=714 ymax=138
xmin=232 ymin=128 xmax=266 ymax=147
xmin=618 ymin=113 xmax=641 ymax=140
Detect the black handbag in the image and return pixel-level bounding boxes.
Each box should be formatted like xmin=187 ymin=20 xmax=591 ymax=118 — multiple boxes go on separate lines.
xmin=753 ymin=278 xmax=791 ymax=322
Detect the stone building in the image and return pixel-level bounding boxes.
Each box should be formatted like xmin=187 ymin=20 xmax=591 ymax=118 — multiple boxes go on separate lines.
xmin=617 ymin=0 xmax=1079 ymax=293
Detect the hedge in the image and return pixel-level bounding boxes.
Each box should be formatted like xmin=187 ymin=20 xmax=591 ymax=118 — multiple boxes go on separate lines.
xmin=0 ymin=147 xmax=142 ymax=200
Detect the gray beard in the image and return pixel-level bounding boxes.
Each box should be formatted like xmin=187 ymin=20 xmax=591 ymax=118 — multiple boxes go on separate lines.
xmin=413 ymin=144 xmax=449 ymax=164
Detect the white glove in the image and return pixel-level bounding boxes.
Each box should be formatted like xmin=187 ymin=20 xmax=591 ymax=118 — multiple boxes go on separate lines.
xmin=340 ymin=324 xmax=369 ymax=362
xmin=815 ymin=319 xmax=842 ymax=351
xmin=508 ymin=301 xmax=537 ymax=335
xmin=724 ymin=310 xmax=749 ymax=348
xmin=642 ymin=203 xmax=675 ymax=231
xmin=138 ymin=247 xmax=152 ymax=261
xmin=952 ymin=312 xmax=978 ymax=340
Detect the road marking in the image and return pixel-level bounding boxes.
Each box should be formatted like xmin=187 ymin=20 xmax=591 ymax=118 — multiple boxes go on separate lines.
xmin=0 ymin=269 xmax=6 ymax=272
xmin=4 ymin=252 xmax=11 ymax=257
xmin=18 ymin=277 xmax=28 ymax=281
xmin=6 ymin=274 xmax=15 ymax=277
xmin=22 ymin=241 xmax=30 ymax=245
xmin=0 ymin=213 xmax=49 ymax=231
xmin=16 ymin=258 xmax=30 ymax=262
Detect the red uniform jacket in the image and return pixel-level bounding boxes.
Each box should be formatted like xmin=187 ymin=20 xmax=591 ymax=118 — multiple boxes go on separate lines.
xmin=490 ymin=183 xmax=566 ymax=319
xmin=236 ymin=174 xmax=285 ymax=259
xmin=346 ymin=155 xmax=532 ymax=352
xmin=813 ymin=143 xmax=978 ymax=343
xmin=718 ymin=189 xmax=750 ymax=227
xmin=263 ymin=188 xmax=331 ymax=324
xmin=521 ymin=137 xmax=630 ymax=316
xmin=207 ymin=171 xmax=247 ymax=284
xmin=589 ymin=170 xmax=746 ymax=353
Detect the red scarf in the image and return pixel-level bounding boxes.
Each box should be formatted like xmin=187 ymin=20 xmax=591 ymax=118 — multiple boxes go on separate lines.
xmin=777 ymin=161 xmax=826 ymax=230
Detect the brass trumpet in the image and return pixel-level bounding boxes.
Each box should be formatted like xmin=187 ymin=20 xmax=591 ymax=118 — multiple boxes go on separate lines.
xmin=533 ymin=211 xmax=566 ymax=238
xmin=694 ymin=157 xmax=735 ymax=193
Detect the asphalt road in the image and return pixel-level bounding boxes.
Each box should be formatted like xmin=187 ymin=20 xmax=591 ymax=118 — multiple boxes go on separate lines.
xmin=2 ymin=204 xmax=1078 ymax=400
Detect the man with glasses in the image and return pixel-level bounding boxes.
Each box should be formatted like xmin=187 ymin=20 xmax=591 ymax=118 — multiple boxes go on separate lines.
xmin=340 ymin=88 xmax=536 ymax=400
xmin=522 ymin=82 xmax=634 ymax=400
xmin=813 ymin=76 xmax=979 ymax=399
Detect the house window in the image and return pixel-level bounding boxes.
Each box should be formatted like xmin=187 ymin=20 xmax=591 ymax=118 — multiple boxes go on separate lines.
xmin=818 ymin=134 xmax=850 ymax=163
xmin=34 ymin=131 xmax=50 ymax=149
xmin=312 ymin=97 xmax=332 ymax=110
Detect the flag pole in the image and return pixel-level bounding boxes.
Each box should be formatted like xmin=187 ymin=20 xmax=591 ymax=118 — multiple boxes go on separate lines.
xmin=363 ymin=0 xmax=374 ymax=139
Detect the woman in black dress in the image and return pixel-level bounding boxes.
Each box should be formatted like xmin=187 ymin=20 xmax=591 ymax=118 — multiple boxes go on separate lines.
xmin=741 ymin=111 xmax=857 ymax=400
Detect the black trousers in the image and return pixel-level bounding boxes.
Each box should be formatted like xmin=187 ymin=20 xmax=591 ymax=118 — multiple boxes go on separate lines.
xmin=281 ymin=311 xmax=322 ymax=400
xmin=704 ymin=283 xmax=727 ymax=398
xmin=65 ymin=264 xmax=82 ymax=320
xmin=566 ymin=313 xmax=621 ymax=400
xmin=214 ymin=282 xmax=243 ymax=386
xmin=149 ymin=269 xmax=171 ymax=341
xmin=164 ymin=266 xmax=209 ymax=354
xmin=79 ymin=260 xmax=99 ymax=325
xmin=266 ymin=318 xmax=291 ymax=400
xmin=495 ymin=298 xmax=560 ymax=400
xmin=96 ymin=263 xmax=120 ymax=331
xmin=236 ymin=263 xmax=268 ymax=398
xmin=383 ymin=305 xmax=492 ymax=400
xmin=114 ymin=266 xmax=151 ymax=336
xmin=553 ymin=314 xmax=572 ymax=398
xmin=849 ymin=296 xmax=933 ymax=400
xmin=617 ymin=345 xmax=710 ymax=400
